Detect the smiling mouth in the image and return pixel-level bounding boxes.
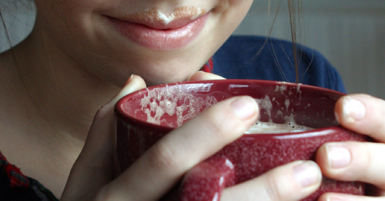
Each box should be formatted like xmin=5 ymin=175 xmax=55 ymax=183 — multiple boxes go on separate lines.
xmin=106 ymin=6 xmax=209 ymax=50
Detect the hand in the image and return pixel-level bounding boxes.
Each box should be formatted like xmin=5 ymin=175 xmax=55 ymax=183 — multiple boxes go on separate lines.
xmin=61 ymin=72 xmax=323 ymax=201
xmin=189 ymin=72 xmax=325 ymax=201
xmin=316 ymin=94 xmax=385 ymax=200
xmin=61 ymin=72 xmax=257 ymax=201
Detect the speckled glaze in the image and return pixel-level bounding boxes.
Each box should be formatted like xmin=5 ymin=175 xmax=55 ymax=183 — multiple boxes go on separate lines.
xmin=115 ymin=80 xmax=366 ymax=201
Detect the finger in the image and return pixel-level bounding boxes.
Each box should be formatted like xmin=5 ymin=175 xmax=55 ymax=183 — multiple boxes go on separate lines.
xmin=221 ymin=161 xmax=322 ymax=201
xmin=318 ymin=192 xmax=383 ymax=201
xmin=76 ymin=75 xmax=146 ymax=169
xmin=189 ymin=71 xmax=226 ymax=81
xmin=335 ymin=94 xmax=385 ymax=142
xmin=106 ymin=75 xmax=148 ymax=108
xmin=76 ymin=75 xmax=146 ymax=168
xmin=97 ymin=96 xmax=259 ymax=201
xmin=61 ymin=75 xmax=146 ymax=201
xmin=316 ymin=141 xmax=385 ymax=189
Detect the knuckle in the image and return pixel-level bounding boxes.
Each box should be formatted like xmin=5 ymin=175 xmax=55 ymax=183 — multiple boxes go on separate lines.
xmin=366 ymin=97 xmax=385 ymax=137
xmin=199 ymin=103 xmax=247 ymax=140
xmin=350 ymin=143 xmax=381 ymax=183
xmin=374 ymin=120 xmax=385 ymax=138
xmin=353 ymin=143 xmax=385 ymax=189
xmin=94 ymin=106 xmax=111 ymax=121
xmin=264 ymin=171 xmax=287 ymax=201
xmin=362 ymin=143 xmax=372 ymax=170
xmin=371 ymin=116 xmax=385 ymax=137
xmin=353 ymin=142 xmax=371 ymax=180
xmin=201 ymin=114 xmax=228 ymax=139
xmin=95 ymin=185 xmax=118 ymax=201
xmin=148 ymin=141 xmax=180 ymax=172
xmin=93 ymin=109 xmax=104 ymax=121
xmin=195 ymin=99 xmax=251 ymax=142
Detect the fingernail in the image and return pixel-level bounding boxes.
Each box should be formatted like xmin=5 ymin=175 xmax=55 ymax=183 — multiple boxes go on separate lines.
xmin=326 ymin=196 xmax=345 ymax=201
xmin=342 ymin=97 xmax=366 ymax=123
xmin=326 ymin=144 xmax=351 ymax=169
xmin=293 ymin=161 xmax=321 ymax=187
xmin=200 ymin=72 xmax=225 ymax=80
xmin=125 ymin=74 xmax=135 ymax=86
xmin=334 ymin=111 xmax=340 ymax=124
xmin=231 ymin=97 xmax=259 ymax=120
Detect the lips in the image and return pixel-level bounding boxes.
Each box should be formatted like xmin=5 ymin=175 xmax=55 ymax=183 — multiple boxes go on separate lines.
xmin=106 ymin=7 xmax=209 ymax=50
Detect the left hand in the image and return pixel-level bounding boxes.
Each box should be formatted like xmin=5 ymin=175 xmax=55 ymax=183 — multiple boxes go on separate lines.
xmin=316 ymin=94 xmax=385 ymax=200
xmin=61 ymin=71 xmax=225 ymax=200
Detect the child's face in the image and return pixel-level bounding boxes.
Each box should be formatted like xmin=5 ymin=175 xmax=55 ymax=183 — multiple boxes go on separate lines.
xmin=34 ymin=0 xmax=253 ymax=86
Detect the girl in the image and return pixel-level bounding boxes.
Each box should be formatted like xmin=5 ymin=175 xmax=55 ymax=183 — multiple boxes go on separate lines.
xmin=0 ymin=0 xmax=384 ymax=200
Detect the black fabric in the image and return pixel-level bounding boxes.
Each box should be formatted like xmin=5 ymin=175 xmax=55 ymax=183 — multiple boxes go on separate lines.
xmin=0 ymin=171 xmax=42 ymax=201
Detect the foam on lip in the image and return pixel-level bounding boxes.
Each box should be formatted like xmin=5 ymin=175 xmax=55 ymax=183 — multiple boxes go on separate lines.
xmin=156 ymin=10 xmax=175 ymax=25
xmin=155 ymin=8 xmax=203 ymax=25
xmin=123 ymin=6 xmax=207 ymax=27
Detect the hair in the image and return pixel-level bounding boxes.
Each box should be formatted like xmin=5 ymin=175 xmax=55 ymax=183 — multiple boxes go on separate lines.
xmin=287 ymin=0 xmax=302 ymax=83
xmin=0 ymin=0 xmax=35 ymax=52
xmin=0 ymin=5 xmax=11 ymax=49
xmin=0 ymin=0 xmax=302 ymax=82
xmin=262 ymin=0 xmax=303 ymax=83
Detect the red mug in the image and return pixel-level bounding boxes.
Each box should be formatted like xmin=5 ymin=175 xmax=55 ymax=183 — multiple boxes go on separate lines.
xmin=114 ymin=80 xmax=366 ymax=201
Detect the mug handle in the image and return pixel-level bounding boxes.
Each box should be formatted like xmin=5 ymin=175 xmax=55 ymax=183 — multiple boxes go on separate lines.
xmin=179 ymin=157 xmax=236 ymax=201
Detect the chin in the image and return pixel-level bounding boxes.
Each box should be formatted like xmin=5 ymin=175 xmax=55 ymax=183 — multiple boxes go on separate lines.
xmin=139 ymin=71 xmax=193 ymax=87
xmin=141 ymin=74 xmax=190 ymax=87
xmin=128 ymin=61 xmax=201 ymax=87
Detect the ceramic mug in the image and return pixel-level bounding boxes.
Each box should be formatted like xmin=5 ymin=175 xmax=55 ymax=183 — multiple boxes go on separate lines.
xmin=114 ymin=80 xmax=366 ymax=201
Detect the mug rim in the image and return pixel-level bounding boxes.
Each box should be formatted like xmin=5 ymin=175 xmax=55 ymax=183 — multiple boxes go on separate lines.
xmin=115 ymin=79 xmax=347 ymax=139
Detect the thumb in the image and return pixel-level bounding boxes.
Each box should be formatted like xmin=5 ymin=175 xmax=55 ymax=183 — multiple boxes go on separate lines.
xmin=189 ymin=71 xmax=226 ymax=81
xmin=61 ymin=75 xmax=146 ymax=201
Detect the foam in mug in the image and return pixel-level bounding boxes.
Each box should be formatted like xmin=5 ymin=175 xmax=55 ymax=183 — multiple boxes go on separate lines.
xmin=136 ymin=86 xmax=314 ymax=133
xmin=136 ymin=85 xmax=217 ymax=127
xmin=115 ymin=80 xmax=367 ymax=201
xmin=247 ymin=120 xmax=314 ymax=134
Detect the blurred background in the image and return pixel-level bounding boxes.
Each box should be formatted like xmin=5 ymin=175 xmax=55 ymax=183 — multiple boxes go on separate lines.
xmin=1 ymin=0 xmax=385 ymax=98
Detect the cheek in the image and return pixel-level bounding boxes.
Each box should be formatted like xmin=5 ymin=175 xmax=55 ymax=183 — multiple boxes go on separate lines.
xmin=216 ymin=0 xmax=252 ymax=27
xmin=46 ymin=0 xmax=108 ymax=28
xmin=217 ymin=0 xmax=253 ymax=14
xmin=211 ymin=0 xmax=253 ymax=39
xmin=36 ymin=0 xmax=93 ymax=35
xmin=53 ymin=0 xmax=105 ymax=11
xmin=39 ymin=0 xmax=111 ymax=48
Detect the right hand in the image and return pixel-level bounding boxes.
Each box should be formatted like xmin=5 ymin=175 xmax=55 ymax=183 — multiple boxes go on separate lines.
xmin=61 ymin=72 xmax=322 ymax=201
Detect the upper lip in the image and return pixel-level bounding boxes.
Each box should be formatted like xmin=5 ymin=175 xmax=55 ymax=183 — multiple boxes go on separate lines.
xmin=108 ymin=6 xmax=207 ymax=30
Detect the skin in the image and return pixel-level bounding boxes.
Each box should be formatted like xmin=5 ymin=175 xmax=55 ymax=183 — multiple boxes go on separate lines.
xmin=0 ymin=0 xmax=384 ymax=200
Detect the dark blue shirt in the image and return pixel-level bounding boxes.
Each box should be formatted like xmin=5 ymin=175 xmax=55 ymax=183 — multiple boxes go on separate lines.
xmin=213 ymin=36 xmax=346 ymax=93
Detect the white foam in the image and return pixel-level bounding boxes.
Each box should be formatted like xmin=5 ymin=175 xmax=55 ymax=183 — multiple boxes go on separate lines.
xmin=157 ymin=10 xmax=175 ymax=25
xmin=255 ymin=95 xmax=273 ymax=122
xmin=285 ymin=99 xmax=290 ymax=111
xmin=191 ymin=8 xmax=202 ymax=20
xmin=138 ymin=84 xmax=314 ymax=133
xmin=274 ymin=85 xmax=287 ymax=94
xmin=138 ymin=85 xmax=217 ymax=127
xmin=297 ymin=83 xmax=302 ymax=94
xmin=245 ymin=121 xmax=314 ymax=134
xmin=252 ymin=92 xmax=313 ymax=134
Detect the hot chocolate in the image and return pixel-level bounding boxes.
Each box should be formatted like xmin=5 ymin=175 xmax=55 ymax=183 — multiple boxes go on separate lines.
xmin=246 ymin=121 xmax=314 ymax=134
